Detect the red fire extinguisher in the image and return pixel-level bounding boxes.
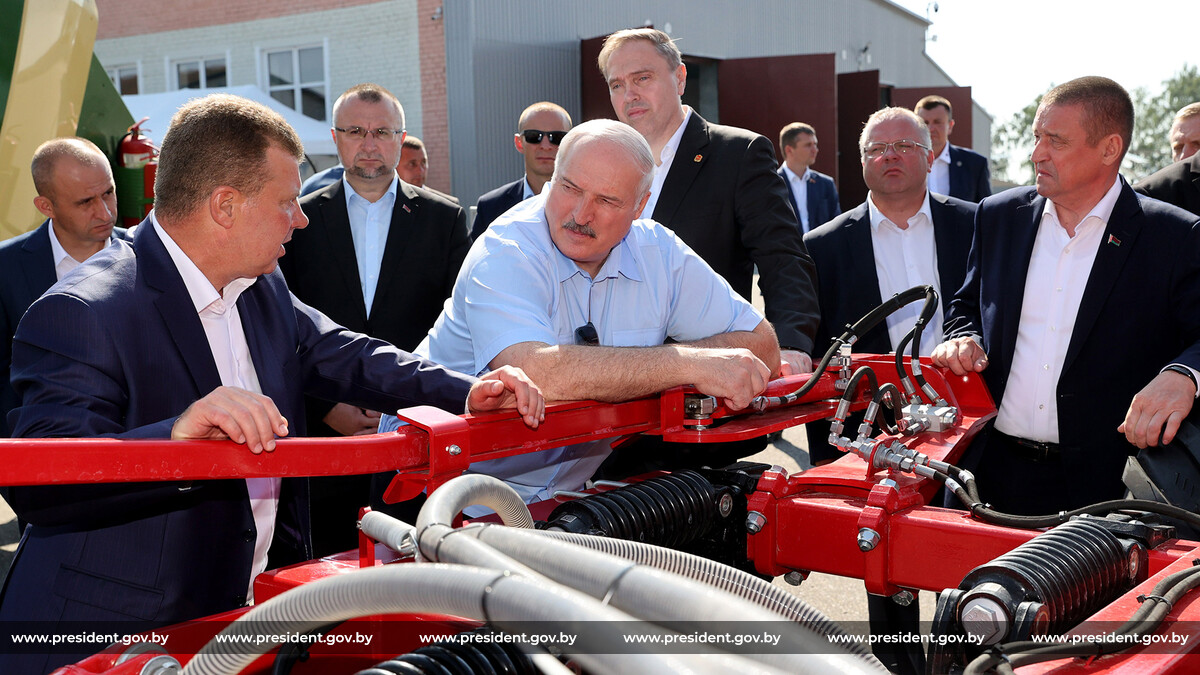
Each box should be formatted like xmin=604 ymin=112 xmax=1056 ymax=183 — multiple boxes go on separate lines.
xmin=117 ymin=117 xmax=157 ymax=226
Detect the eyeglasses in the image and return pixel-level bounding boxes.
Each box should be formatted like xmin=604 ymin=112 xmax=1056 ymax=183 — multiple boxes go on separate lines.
xmin=521 ymin=129 xmax=568 ymax=146
xmin=863 ymin=140 xmax=930 ymax=160
xmin=575 ymin=322 xmax=599 ymax=346
xmin=334 ymin=127 xmax=404 ymax=141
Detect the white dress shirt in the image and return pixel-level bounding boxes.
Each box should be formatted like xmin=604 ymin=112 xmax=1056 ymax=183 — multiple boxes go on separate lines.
xmin=638 ymin=106 xmax=693 ymax=219
xmin=343 ymin=175 xmax=399 ymax=318
xmin=47 ymin=220 xmax=114 ymax=280
xmin=782 ymin=165 xmax=811 ymax=231
xmin=928 ymin=143 xmax=952 ymax=196
xmin=994 ymin=177 xmax=1123 ymax=442
xmin=151 ymin=214 xmax=278 ymax=601
xmin=867 ymin=192 xmax=942 ymax=355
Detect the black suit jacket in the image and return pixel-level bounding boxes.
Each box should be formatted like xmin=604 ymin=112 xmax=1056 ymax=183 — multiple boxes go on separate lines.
xmin=944 ymin=182 xmax=1200 ymax=507
xmin=1135 ymin=152 xmax=1200 ymax=216
xmin=652 ymin=113 xmax=820 ymax=353
xmin=472 ymin=178 xmax=525 ymax=240
xmin=947 ymin=145 xmax=992 ymax=203
xmin=0 ymin=221 xmax=127 ymax=437
xmin=0 ymin=222 xmax=474 ymax=674
xmin=802 ymin=193 xmax=977 ymax=462
xmin=777 ymin=166 xmax=842 ymax=233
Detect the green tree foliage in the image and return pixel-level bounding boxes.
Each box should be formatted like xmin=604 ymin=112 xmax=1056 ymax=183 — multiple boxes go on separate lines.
xmin=991 ymin=65 xmax=1200 ymax=185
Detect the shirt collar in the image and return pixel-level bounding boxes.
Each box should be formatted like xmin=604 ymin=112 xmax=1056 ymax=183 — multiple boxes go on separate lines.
xmin=867 ymin=191 xmax=934 ymax=232
xmin=1042 ymin=176 xmax=1123 ymax=232
xmin=342 ymin=173 xmax=399 ymax=208
xmin=782 ymin=165 xmax=810 ymax=185
xmin=934 ymin=143 xmax=952 ymax=165
xmin=522 ymin=177 xmax=536 ymax=200
xmin=151 ymin=212 xmax=257 ymax=314
xmin=658 ymin=106 xmax=692 ymax=166
xmin=47 ymin=219 xmax=113 ymax=268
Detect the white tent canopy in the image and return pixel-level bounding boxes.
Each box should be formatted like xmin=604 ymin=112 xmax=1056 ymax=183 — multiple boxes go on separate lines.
xmin=121 ymin=85 xmax=336 ymax=156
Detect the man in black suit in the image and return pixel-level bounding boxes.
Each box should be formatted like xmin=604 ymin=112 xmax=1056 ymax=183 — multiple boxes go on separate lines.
xmin=1136 ymin=150 xmax=1200 ymax=216
xmin=778 ymin=122 xmax=841 ymax=233
xmin=594 ymin=27 xmax=820 ymax=475
xmin=934 ymin=76 xmax=1200 ymax=516
xmin=1 ymin=137 xmax=124 ymax=438
xmin=471 ymin=101 xmax=572 ymax=239
xmin=804 ymin=108 xmax=976 ymax=675
xmin=915 ymin=95 xmax=992 ymax=203
xmin=278 ymin=83 xmax=471 ymax=555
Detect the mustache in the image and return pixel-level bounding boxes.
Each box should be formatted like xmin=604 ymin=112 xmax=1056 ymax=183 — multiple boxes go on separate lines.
xmin=562 ymin=219 xmax=596 ymax=238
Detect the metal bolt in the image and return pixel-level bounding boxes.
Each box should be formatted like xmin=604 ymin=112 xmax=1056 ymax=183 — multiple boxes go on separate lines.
xmin=783 ymin=570 xmax=807 ymax=586
xmin=891 ymin=589 xmax=915 ymax=606
xmin=961 ymin=597 xmax=1008 ymax=645
xmin=1128 ymin=546 xmax=1142 ymax=581
xmin=880 ymin=478 xmax=898 ymax=490
xmin=446 ymin=444 xmax=461 ymax=455
xmin=857 ymin=527 xmax=881 ymax=552
xmin=745 ymin=510 xmax=767 ymax=534
xmin=717 ymin=492 xmax=734 ymax=517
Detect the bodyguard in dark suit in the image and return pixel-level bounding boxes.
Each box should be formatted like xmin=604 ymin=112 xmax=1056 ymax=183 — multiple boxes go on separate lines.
xmin=472 ymin=102 xmax=572 ymax=239
xmin=0 ymin=94 xmax=541 ymax=675
xmin=934 ymin=77 xmax=1200 ymax=517
xmin=804 ymin=107 xmax=975 ymax=675
xmin=915 ymin=95 xmax=992 ymax=203
xmin=778 ymin=122 xmax=841 ymax=233
xmin=594 ymin=27 xmax=819 ymax=475
xmin=1136 ymin=150 xmax=1200 ymax=216
xmin=1 ymin=138 xmax=124 ymax=438
xmin=278 ymin=84 xmax=471 ymax=556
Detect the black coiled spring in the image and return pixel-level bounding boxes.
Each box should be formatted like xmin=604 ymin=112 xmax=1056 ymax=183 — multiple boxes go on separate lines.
xmin=542 ymin=470 xmax=722 ymax=547
xmin=354 ymin=627 xmax=536 ymax=675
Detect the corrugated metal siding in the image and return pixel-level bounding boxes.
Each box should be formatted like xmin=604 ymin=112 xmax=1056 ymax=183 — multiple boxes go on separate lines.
xmin=447 ymin=0 xmax=974 ymax=207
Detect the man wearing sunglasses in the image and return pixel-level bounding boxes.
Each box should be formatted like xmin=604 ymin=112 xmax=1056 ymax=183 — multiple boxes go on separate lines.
xmin=472 ymin=101 xmax=572 ymax=239
xmin=279 ymin=83 xmax=471 ymax=556
xmin=385 ymin=119 xmax=780 ymax=508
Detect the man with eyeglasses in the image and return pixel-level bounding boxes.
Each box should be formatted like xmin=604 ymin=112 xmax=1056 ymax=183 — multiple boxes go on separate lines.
xmin=279 ymin=83 xmax=471 ymax=556
xmin=381 ymin=119 xmax=779 ymax=509
xmin=802 ymin=107 xmax=977 ymax=675
xmin=472 ymin=101 xmax=572 ymax=239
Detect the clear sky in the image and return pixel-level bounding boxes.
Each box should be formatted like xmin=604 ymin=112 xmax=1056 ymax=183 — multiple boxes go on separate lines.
xmin=892 ymin=0 xmax=1196 ymax=125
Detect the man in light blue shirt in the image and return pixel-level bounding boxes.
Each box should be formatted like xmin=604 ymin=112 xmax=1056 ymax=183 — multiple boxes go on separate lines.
xmin=383 ymin=119 xmax=781 ymax=505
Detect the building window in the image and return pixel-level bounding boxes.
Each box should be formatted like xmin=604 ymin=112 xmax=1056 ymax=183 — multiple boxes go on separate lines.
xmin=173 ymin=57 xmax=227 ymax=90
xmin=264 ymin=46 xmax=326 ymax=121
xmin=106 ymin=65 xmax=139 ymax=95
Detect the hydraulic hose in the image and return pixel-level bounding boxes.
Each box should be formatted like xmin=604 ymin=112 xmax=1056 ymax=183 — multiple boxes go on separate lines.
xmin=459 ymin=523 xmax=877 ymax=674
xmin=181 ymin=563 xmax=757 ymax=675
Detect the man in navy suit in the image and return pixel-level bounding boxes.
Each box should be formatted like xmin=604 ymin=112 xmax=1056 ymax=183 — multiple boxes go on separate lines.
xmin=1136 ymin=150 xmax=1200 ymax=216
xmin=0 ymin=137 xmax=125 ymax=438
xmin=0 ymin=94 xmax=542 ymax=675
xmin=778 ymin=122 xmax=841 ymax=233
xmin=934 ymin=77 xmax=1200 ymax=516
xmin=804 ymin=107 xmax=976 ymax=675
xmin=471 ymin=102 xmax=572 ymax=239
xmin=915 ymin=95 xmax=992 ymax=203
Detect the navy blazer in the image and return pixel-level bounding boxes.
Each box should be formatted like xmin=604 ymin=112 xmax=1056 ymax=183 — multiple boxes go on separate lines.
xmin=472 ymin=178 xmax=526 ymax=240
xmin=0 ymin=222 xmax=475 ymax=674
xmin=944 ymin=182 xmax=1200 ymax=505
xmin=777 ymin=166 xmax=842 ymax=233
xmin=947 ymin=145 xmax=992 ymax=203
xmin=1136 ymin=152 xmax=1200 ymax=217
xmin=0 ymin=221 xmax=127 ymax=437
xmin=802 ymin=193 xmax=976 ymax=462
xmin=652 ymin=113 xmax=820 ymax=353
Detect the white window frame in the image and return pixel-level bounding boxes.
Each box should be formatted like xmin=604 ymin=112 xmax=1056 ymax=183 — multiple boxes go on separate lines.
xmin=105 ymin=62 xmax=141 ymax=95
xmin=166 ymin=51 xmax=232 ymax=91
xmin=255 ymin=38 xmax=330 ymax=122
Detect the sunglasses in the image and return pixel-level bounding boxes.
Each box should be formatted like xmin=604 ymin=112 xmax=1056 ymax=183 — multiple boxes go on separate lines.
xmin=522 ymin=129 xmax=568 ymax=146
xmin=575 ymin=321 xmax=599 ymax=346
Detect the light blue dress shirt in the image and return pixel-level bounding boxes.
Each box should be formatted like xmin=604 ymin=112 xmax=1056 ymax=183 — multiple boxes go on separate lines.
xmin=381 ymin=193 xmax=763 ymax=506
xmin=343 ymin=175 xmax=399 ymax=317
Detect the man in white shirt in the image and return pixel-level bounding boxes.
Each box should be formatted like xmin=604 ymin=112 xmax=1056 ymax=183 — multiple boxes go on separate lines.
xmin=0 ymin=93 xmax=541 ymax=675
xmin=933 ymin=77 xmax=1200 ymax=515
xmin=914 ymin=95 xmax=991 ymax=203
xmin=0 ymin=137 xmax=124 ymax=438
xmin=777 ymin=122 xmax=841 ymax=233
